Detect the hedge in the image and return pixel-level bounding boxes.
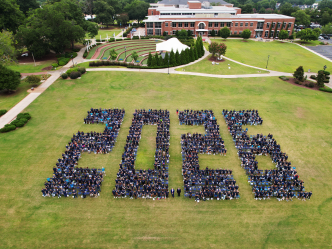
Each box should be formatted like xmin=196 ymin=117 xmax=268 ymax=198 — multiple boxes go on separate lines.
xmin=319 ymin=87 xmax=332 ymax=93
xmin=0 ymin=113 xmax=31 ymax=133
xmin=0 ymin=110 xmax=7 ymax=117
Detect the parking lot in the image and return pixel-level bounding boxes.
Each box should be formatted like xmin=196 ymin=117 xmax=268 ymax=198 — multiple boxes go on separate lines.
xmin=306 ymin=44 xmax=332 ymax=60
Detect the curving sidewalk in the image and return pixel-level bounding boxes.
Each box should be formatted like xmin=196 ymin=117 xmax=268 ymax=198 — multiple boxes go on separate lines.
xmin=0 ymin=46 xmax=329 ymax=129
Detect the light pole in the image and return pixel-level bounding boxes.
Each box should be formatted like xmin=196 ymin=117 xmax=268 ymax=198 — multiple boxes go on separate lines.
xmin=266 ymin=55 xmax=270 ymax=69
xmin=71 ymin=55 xmax=74 ymax=67
xmin=324 ymin=65 xmax=327 ymax=71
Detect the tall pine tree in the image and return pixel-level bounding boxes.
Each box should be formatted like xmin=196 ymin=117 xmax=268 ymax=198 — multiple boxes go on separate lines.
xmin=154 ymin=53 xmax=160 ymax=66
xmin=194 ymin=45 xmax=198 ymax=60
xmin=147 ymin=52 xmax=152 ymax=67
xmin=170 ymin=49 xmax=176 ymax=66
xmin=189 ymin=46 xmax=195 ymax=62
xmin=175 ymin=50 xmax=180 ymax=66
xmin=163 ymin=52 xmax=169 ymax=66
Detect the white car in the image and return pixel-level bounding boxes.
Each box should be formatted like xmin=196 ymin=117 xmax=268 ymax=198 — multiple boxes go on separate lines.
xmin=21 ymin=53 xmax=28 ymax=57
xmin=319 ymin=36 xmax=324 ymax=40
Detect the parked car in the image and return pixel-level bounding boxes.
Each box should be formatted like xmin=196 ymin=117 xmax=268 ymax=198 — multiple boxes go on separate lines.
xmin=319 ymin=36 xmax=324 ymax=39
xmin=324 ymin=35 xmax=330 ymax=40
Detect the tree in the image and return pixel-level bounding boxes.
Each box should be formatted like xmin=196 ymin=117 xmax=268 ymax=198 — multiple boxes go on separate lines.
xmin=319 ymin=0 xmax=332 ymax=10
xmin=94 ymin=0 xmax=115 ymax=28
xmin=241 ymin=29 xmax=252 ymax=40
xmin=163 ymin=31 xmax=167 ymax=36
xmin=313 ymin=28 xmax=322 ymax=37
xmin=0 ymin=64 xmax=21 ymax=92
xmin=175 ymin=50 xmax=180 ymax=65
xmin=169 ymin=49 xmax=176 ymax=66
xmin=268 ymin=22 xmax=273 ymax=38
xmin=124 ymin=0 xmax=150 ymax=24
xmin=116 ymin=13 xmax=129 ymax=26
xmin=187 ymin=30 xmax=193 ymax=37
xmin=216 ymin=43 xmax=227 ymax=59
xmin=189 ymin=46 xmax=195 ymax=62
xmin=220 ymin=27 xmax=230 ymax=39
xmin=147 ymin=52 xmax=152 ymax=66
xmin=0 ymin=31 xmax=17 ymax=65
xmin=259 ymin=7 xmax=265 ymax=13
xmin=273 ymin=22 xmax=278 ymax=38
xmin=291 ymin=10 xmax=311 ymax=26
xmin=177 ymin=29 xmax=188 ymax=38
xmin=321 ymin=12 xmax=331 ymax=26
xmin=317 ymin=70 xmax=326 ymax=87
xmin=194 ymin=45 xmax=198 ymax=60
xmin=279 ymin=29 xmax=289 ymax=40
xmin=154 ymin=52 xmax=160 ymax=66
xmin=16 ymin=0 xmax=89 ymax=57
xmin=321 ymin=23 xmax=332 ymax=34
xmin=16 ymin=0 xmax=39 ymax=15
xmin=0 ymin=0 xmax=24 ymax=34
xmin=163 ymin=52 xmax=169 ymax=66
xmin=211 ymin=29 xmax=216 ymax=38
xmin=241 ymin=4 xmax=253 ymax=13
xmin=209 ymin=41 xmax=219 ymax=57
xmin=293 ymin=66 xmax=304 ymax=82
xmin=85 ymin=21 xmax=98 ymax=39
xmin=296 ymin=28 xmax=318 ymax=41
xmin=280 ymin=3 xmax=298 ymax=16
xmin=132 ymin=51 xmax=138 ymax=62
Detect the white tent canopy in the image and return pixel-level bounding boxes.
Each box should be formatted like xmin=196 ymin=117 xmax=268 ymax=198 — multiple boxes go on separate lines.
xmin=156 ymin=38 xmax=189 ymax=53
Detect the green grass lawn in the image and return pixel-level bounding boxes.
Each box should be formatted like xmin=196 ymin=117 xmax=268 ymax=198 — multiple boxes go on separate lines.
xmin=86 ymin=29 xmax=122 ymax=39
xmin=0 ymin=81 xmax=34 ymax=110
xmin=176 ymin=54 xmax=268 ymax=75
xmin=0 ymin=72 xmax=332 ymax=248
xmin=7 ymin=60 xmax=57 ymax=73
xmin=209 ymin=39 xmax=332 ymax=73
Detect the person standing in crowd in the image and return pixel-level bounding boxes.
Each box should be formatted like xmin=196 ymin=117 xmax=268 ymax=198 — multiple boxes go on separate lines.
xmin=177 ymin=187 xmax=181 ymax=197
xmin=171 ymin=188 xmax=175 ymax=198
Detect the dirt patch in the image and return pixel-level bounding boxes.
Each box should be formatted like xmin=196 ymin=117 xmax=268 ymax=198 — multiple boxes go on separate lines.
xmin=208 ymin=56 xmax=226 ymax=62
xmin=283 ymin=77 xmax=320 ymax=91
xmin=296 ymin=107 xmax=305 ymax=119
xmin=42 ymin=66 xmax=52 ymax=71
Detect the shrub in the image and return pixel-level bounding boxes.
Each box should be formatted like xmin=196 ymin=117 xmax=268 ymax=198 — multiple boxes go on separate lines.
xmin=58 ymin=57 xmax=70 ymax=66
xmin=25 ymin=75 xmax=41 ymax=84
xmin=15 ymin=121 xmax=25 ymax=127
xmin=279 ymin=76 xmax=289 ymax=81
xmin=308 ymin=82 xmax=315 ymax=88
xmin=70 ymin=71 xmax=81 ymax=79
xmin=319 ymin=87 xmax=332 ymax=92
xmin=310 ymin=75 xmax=316 ymax=80
xmin=66 ymin=67 xmax=78 ymax=75
xmin=324 ymin=71 xmax=330 ymax=75
xmin=17 ymin=113 xmax=31 ymax=120
xmin=293 ymin=66 xmax=304 ymax=82
xmin=72 ymin=47 xmax=80 ymax=52
xmin=295 ymin=79 xmax=301 ymax=84
xmin=52 ymin=63 xmax=58 ymax=68
xmin=77 ymin=67 xmax=86 ymax=74
xmin=323 ymin=79 xmax=330 ymax=83
xmin=61 ymin=73 xmax=68 ymax=79
xmin=0 ymin=124 xmax=16 ymax=133
xmin=0 ymin=110 xmax=7 ymax=116
xmin=83 ymin=51 xmax=88 ymax=58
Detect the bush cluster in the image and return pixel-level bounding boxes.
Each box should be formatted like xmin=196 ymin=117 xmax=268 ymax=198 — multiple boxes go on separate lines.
xmin=52 ymin=63 xmax=59 ymax=68
xmin=95 ymin=39 xmax=106 ymax=42
xmin=319 ymin=87 xmax=332 ymax=92
xmin=279 ymin=76 xmax=289 ymax=81
xmin=61 ymin=73 xmax=68 ymax=79
xmin=0 ymin=110 xmax=7 ymax=117
xmin=58 ymin=57 xmax=70 ymax=66
xmin=70 ymin=71 xmax=81 ymax=79
xmin=72 ymin=47 xmax=80 ymax=52
xmin=0 ymin=113 xmax=31 ymax=133
xmin=66 ymin=67 xmax=86 ymax=76
xmin=25 ymin=75 xmax=41 ymax=84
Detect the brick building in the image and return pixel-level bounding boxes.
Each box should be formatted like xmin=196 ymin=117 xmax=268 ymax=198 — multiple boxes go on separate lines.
xmin=144 ymin=0 xmax=295 ymax=38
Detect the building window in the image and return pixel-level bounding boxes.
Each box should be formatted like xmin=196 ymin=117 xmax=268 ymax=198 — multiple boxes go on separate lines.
xmin=266 ymin=23 xmax=270 ymax=28
xmin=239 ymin=31 xmax=242 ymax=34
xmin=234 ymin=31 xmax=237 ymax=34
xmin=227 ymin=22 xmax=231 ymax=27
xmin=199 ymin=23 xmax=205 ymax=29
xmin=235 ymin=23 xmax=238 ymax=27
xmin=277 ymin=23 xmax=280 ymax=29
xmin=220 ymin=22 xmax=224 ymax=27
xmin=172 ymin=22 xmax=176 ymax=28
xmin=165 ymin=31 xmax=168 ymax=35
xmin=245 ymin=23 xmax=248 ymax=27
xmin=240 ymin=23 xmax=243 ymax=27
xmin=272 ymin=22 xmax=275 ymax=28
xmin=288 ymin=22 xmax=292 ymax=28
xmin=155 ymin=29 xmax=161 ymax=36
xmin=151 ymin=11 xmax=153 ymax=15
xmin=209 ymin=22 xmax=213 ymax=27
xmin=185 ymin=22 xmax=188 ymax=27
xmin=264 ymin=31 xmax=268 ymax=37
xmin=250 ymin=22 xmax=253 ymax=27
xmin=155 ymin=22 xmax=161 ymax=28
xmin=165 ymin=22 xmax=168 ymax=27
xmin=147 ymin=29 xmax=153 ymax=35
xmin=283 ymin=22 xmax=286 ymax=29
xmin=190 ymin=22 xmax=195 ymax=27
xmin=147 ymin=22 xmax=153 ymax=28
xmin=172 ymin=30 xmax=176 ymax=35
xmin=178 ymin=22 xmax=182 ymax=27
xmin=270 ymin=31 xmax=274 ymax=37
xmin=276 ymin=30 xmax=279 ymax=37
xmin=214 ymin=22 xmax=218 ymax=27
xmin=208 ymin=30 xmax=211 ymax=35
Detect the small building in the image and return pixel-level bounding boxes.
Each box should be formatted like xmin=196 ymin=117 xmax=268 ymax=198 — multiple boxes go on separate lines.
xmin=144 ymin=0 xmax=295 ymax=38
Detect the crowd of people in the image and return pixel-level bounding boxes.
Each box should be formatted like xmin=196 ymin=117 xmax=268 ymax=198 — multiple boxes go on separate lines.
xmin=222 ymin=109 xmax=312 ymax=201
xmin=113 ymin=109 xmax=170 ymax=199
xmin=41 ymin=108 xmax=125 ymax=198
xmin=179 ymin=110 xmax=239 ymax=201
